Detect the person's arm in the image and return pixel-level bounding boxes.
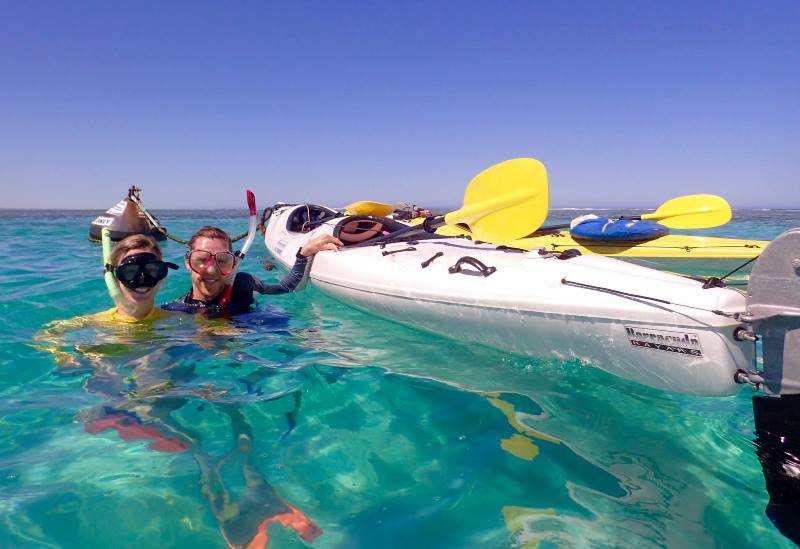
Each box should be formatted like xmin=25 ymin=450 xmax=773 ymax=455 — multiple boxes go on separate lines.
xmin=31 ymin=316 xmax=91 ymax=367
xmin=248 ymin=233 xmax=344 ymax=295
xmin=248 ymin=252 xmax=309 ymax=295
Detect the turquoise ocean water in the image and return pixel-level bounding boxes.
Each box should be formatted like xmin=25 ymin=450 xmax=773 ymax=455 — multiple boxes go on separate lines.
xmin=1 ymin=208 xmax=798 ymax=548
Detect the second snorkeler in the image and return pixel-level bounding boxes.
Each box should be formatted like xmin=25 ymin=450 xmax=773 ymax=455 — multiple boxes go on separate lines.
xmin=163 ymin=226 xmax=342 ymax=315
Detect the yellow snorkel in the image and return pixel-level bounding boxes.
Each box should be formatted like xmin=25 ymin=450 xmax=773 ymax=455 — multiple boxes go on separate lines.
xmin=101 ymin=227 xmax=122 ymax=305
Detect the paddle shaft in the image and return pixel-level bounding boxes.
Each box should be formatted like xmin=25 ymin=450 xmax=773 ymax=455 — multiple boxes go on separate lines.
xmin=525 ymin=195 xmax=730 ymax=236
xmin=355 ymin=215 xmax=445 ymax=247
xmin=525 ymin=194 xmax=730 ymax=236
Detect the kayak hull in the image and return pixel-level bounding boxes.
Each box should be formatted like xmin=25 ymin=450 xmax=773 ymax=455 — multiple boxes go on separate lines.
xmin=266 ymin=205 xmax=753 ymax=396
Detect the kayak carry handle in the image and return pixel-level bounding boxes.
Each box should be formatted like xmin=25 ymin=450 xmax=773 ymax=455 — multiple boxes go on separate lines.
xmin=381 ymin=246 xmax=416 ymax=256
xmin=448 ymin=256 xmax=496 ymax=277
xmin=421 ymin=251 xmax=444 ymax=268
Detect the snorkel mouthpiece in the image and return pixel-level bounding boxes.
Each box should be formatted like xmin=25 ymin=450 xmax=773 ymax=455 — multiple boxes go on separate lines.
xmin=246 ymin=190 xmax=257 ymax=216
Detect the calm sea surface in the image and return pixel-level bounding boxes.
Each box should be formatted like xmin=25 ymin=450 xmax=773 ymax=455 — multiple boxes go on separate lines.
xmin=1 ymin=208 xmax=798 ymax=548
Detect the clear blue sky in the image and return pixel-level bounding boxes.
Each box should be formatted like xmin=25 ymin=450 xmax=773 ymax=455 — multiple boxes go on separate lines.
xmin=1 ymin=1 xmax=797 ymax=209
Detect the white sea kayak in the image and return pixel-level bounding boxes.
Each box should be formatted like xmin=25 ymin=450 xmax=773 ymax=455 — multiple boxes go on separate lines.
xmin=264 ymin=204 xmax=754 ymax=396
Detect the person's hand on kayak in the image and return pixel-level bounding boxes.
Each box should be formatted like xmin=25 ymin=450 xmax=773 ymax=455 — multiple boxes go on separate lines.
xmin=300 ymin=234 xmax=344 ymax=257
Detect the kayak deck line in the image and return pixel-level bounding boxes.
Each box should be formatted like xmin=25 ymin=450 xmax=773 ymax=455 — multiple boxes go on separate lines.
xmin=559 ymin=278 xmax=739 ymax=318
xmin=536 ymin=240 xmax=765 ymax=252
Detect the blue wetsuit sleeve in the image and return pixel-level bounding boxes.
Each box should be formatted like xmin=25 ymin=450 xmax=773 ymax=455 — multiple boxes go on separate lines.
xmin=251 ymin=253 xmax=308 ymax=295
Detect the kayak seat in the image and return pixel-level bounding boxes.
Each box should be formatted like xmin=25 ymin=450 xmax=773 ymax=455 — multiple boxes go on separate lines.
xmin=333 ymin=215 xmax=408 ymax=246
xmin=286 ymin=205 xmax=339 ymax=233
xmin=339 ymin=220 xmax=382 ymax=242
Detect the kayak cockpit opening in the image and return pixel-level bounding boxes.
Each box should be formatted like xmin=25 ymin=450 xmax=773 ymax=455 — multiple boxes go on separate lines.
xmin=285 ymin=204 xmax=340 ymax=232
xmin=275 ymin=203 xmax=429 ymax=246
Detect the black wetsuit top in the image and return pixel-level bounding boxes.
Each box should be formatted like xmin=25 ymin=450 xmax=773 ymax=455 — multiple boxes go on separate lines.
xmin=162 ymin=254 xmax=308 ymax=315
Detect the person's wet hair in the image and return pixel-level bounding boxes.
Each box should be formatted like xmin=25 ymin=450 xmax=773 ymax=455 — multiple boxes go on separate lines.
xmin=109 ymin=234 xmax=162 ymax=267
xmin=188 ymin=226 xmax=232 ymax=251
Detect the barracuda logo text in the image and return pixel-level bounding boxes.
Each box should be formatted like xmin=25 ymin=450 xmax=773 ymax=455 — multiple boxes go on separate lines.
xmin=625 ymin=326 xmax=703 ymax=357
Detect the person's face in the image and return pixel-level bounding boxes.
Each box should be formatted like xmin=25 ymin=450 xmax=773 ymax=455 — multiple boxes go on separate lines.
xmin=185 ymin=237 xmax=236 ymax=301
xmin=117 ymin=248 xmax=161 ymax=305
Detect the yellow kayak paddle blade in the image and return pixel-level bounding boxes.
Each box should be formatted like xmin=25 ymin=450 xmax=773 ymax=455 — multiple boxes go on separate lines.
xmin=641 ymin=194 xmax=732 ymax=229
xmin=344 ymin=200 xmax=396 ymax=217
xmin=446 ymin=158 xmax=549 ymax=243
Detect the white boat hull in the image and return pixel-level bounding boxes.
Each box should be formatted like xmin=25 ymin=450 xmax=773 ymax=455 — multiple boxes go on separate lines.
xmin=265 ymin=205 xmax=753 ymax=396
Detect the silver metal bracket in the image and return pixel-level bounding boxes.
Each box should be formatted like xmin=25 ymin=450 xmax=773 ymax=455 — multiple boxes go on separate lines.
xmin=734 ymin=369 xmax=764 ymax=390
xmin=743 ymin=228 xmax=800 ymax=396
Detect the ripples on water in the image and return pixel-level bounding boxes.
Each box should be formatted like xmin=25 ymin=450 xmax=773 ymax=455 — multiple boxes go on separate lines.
xmin=0 ymin=209 xmax=798 ymax=548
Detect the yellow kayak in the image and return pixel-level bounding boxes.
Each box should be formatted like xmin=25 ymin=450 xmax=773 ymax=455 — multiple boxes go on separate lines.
xmin=505 ymin=231 xmax=765 ymax=258
xmin=427 ymin=223 xmax=767 ymax=278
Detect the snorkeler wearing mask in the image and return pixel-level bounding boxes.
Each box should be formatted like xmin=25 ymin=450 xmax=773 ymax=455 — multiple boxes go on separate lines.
xmin=163 ymin=225 xmax=342 ymax=315
xmin=104 ymin=235 xmax=179 ymax=320
xmin=34 ymin=234 xmax=177 ymax=338
xmin=32 ymin=234 xmax=179 ymax=371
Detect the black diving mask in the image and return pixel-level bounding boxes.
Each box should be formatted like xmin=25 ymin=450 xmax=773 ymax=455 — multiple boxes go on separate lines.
xmin=113 ymin=252 xmax=179 ymax=289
